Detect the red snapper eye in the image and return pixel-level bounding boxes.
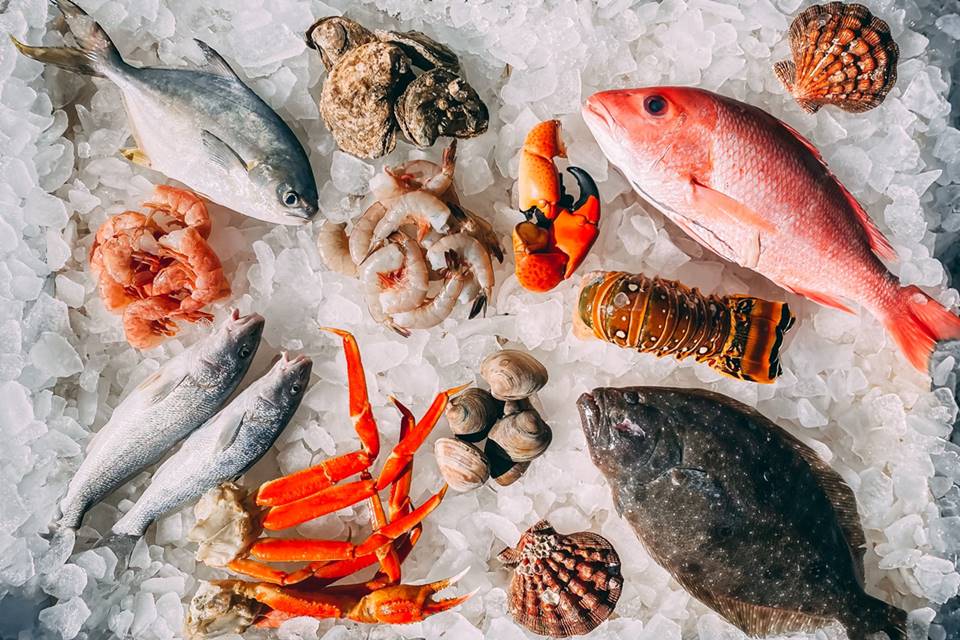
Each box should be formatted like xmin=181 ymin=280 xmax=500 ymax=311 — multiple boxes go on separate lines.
xmin=644 ymin=95 xmax=668 ymax=116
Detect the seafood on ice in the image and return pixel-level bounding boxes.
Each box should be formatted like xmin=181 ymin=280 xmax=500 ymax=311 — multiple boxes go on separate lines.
xmin=111 ymin=353 xmax=311 ymax=538
xmin=13 ymin=0 xmax=318 ymax=224
xmin=582 ymin=86 xmax=960 ymax=372
xmin=513 ymin=119 xmax=601 ymax=292
xmin=774 ymin=2 xmax=899 ymax=114
xmin=308 ymin=16 xmax=488 ymax=158
xmin=574 ymin=270 xmax=794 ymax=383
xmin=578 ymin=386 xmax=909 ymax=639
xmin=55 ymin=311 xmax=263 ymax=534
xmin=185 ymin=329 xmax=471 ymax=634
xmin=89 ymin=186 xmax=231 ymax=349
xmin=317 ymin=141 xmax=503 ymax=333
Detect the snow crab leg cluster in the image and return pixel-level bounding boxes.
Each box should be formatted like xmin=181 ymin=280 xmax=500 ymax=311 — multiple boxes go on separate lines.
xmin=514 ymin=119 xmax=601 ymax=292
xmin=186 ymin=329 xmax=472 ymax=635
xmin=317 ymin=141 xmax=503 ymax=335
xmin=89 ymin=185 xmax=230 ymax=348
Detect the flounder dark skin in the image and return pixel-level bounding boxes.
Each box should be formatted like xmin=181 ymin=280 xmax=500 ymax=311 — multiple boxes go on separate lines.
xmin=577 ymin=386 xmax=908 ymax=640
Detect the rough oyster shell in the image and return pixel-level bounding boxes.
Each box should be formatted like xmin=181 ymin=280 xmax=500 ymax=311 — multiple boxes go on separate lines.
xmin=305 ymin=16 xmax=377 ymax=71
xmin=774 ymin=2 xmax=899 ymax=113
xmin=377 ymin=28 xmax=461 ymax=70
xmin=445 ymin=387 xmax=503 ymax=441
xmin=188 ymin=482 xmax=261 ymax=568
xmin=480 ymin=350 xmax=548 ymax=401
xmin=396 ymin=67 xmax=489 ymax=148
xmin=435 ymin=436 xmax=490 ymax=492
xmin=497 ymin=520 xmax=622 ymax=638
xmin=319 ymin=42 xmax=413 ymax=158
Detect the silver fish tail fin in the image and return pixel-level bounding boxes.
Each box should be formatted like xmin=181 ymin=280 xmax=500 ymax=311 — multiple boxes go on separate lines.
xmin=11 ymin=0 xmax=123 ymax=77
xmin=91 ymin=532 xmax=139 ymax=565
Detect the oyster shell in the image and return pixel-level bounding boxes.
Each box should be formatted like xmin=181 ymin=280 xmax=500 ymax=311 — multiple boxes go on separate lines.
xmin=319 ymin=42 xmax=413 ymax=158
xmin=480 ymin=350 xmax=549 ymax=401
xmin=188 ymin=482 xmax=262 ymax=568
xmin=774 ymin=2 xmax=899 ymax=113
xmin=306 ymin=16 xmax=377 ymax=70
xmin=488 ymin=410 xmax=552 ymax=462
xmin=185 ymin=581 xmax=264 ymax=640
xmin=396 ymin=67 xmax=489 ymax=148
xmin=377 ymin=29 xmax=461 ymax=70
xmin=497 ymin=520 xmax=622 ymax=638
xmin=435 ymin=437 xmax=490 ymax=492
xmin=445 ymin=387 xmax=503 ymax=441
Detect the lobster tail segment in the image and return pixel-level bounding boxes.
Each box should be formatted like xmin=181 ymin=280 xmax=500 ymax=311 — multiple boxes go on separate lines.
xmin=719 ymin=296 xmax=794 ymax=383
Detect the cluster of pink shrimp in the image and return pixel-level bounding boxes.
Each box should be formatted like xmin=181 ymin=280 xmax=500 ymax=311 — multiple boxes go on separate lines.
xmin=317 ymin=141 xmax=503 ymax=335
xmin=89 ymin=186 xmax=231 ymax=349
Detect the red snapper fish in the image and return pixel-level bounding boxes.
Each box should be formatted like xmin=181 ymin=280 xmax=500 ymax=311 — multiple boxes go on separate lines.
xmin=582 ymin=87 xmax=960 ymax=372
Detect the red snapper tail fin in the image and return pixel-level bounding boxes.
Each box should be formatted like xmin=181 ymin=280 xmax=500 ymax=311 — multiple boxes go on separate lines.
xmin=882 ymin=285 xmax=960 ymax=372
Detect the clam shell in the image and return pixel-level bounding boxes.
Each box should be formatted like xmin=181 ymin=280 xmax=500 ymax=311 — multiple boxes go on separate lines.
xmin=503 ymin=398 xmax=533 ymax=416
xmin=774 ymin=2 xmax=898 ymax=113
xmin=488 ymin=411 xmax=552 ymax=462
xmin=445 ymin=387 xmax=503 ymax=441
xmin=497 ymin=520 xmax=622 ymax=638
xmin=480 ymin=350 xmax=548 ymax=400
xmin=435 ymin=437 xmax=490 ymax=492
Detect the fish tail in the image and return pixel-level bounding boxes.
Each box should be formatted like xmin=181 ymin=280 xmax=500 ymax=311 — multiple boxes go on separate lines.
xmin=880 ymin=283 xmax=960 ymax=372
xmin=716 ymin=296 xmax=795 ymax=383
xmin=11 ymin=0 xmax=122 ymax=77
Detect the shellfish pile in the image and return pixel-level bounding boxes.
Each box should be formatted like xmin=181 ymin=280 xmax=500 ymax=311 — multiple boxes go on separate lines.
xmin=435 ymin=350 xmax=552 ymax=490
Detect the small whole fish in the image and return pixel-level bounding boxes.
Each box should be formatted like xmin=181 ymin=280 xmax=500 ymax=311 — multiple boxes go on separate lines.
xmin=582 ymin=87 xmax=960 ymax=372
xmin=577 ymin=386 xmax=908 ymax=640
xmin=58 ymin=310 xmax=264 ymax=531
xmin=112 ymin=353 xmax=312 ymax=537
xmin=13 ymin=0 xmax=319 ymax=225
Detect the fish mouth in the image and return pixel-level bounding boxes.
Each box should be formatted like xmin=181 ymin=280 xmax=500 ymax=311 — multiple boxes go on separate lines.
xmin=582 ymin=95 xmax=615 ymax=130
xmin=227 ymin=309 xmax=265 ymax=334
xmin=577 ymin=390 xmax=605 ymax=445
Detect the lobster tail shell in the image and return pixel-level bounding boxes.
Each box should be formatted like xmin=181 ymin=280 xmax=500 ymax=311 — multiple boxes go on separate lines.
xmin=776 ymin=2 xmax=899 ymax=113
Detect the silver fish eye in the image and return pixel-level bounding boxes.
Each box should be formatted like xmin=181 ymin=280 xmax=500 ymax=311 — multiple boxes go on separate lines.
xmin=290 ymin=383 xmax=301 ymax=395
xmin=282 ymin=191 xmax=300 ymax=207
xmin=238 ymin=344 xmax=251 ymax=358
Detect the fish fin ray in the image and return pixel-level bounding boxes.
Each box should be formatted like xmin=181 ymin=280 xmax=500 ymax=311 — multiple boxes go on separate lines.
xmin=704 ymin=593 xmax=834 ymax=635
xmin=201 ymin=130 xmax=248 ymax=173
xmin=212 ymin=411 xmax=247 ymax=453
xmin=192 ymin=39 xmax=242 ymax=80
xmin=786 ymin=286 xmax=855 ymax=314
xmin=134 ymin=371 xmax=189 ymax=406
xmin=121 ymin=146 xmax=151 ymax=167
xmin=689 ymin=178 xmax=777 ymax=234
xmin=881 ymin=284 xmax=960 ymax=371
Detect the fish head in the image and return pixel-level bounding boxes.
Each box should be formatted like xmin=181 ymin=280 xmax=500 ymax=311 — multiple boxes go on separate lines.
xmin=257 ymin=353 xmax=312 ymax=415
xmin=577 ymin=387 xmax=667 ymax=476
xmin=249 ymin=162 xmax=319 ymax=225
xmin=196 ymin=310 xmax=265 ymax=382
xmin=582 ymin=87 xmax=716 ymax=183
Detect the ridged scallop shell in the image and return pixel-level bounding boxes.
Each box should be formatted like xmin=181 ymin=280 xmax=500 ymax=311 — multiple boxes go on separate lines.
xmin=774 ymin=2 xmax=898 ymax=113
xmin=445 ymin=387 xmax=503 ymax=441
xmin=488 ymin=410 xmax=552 ymax=462
xmin=480 ymin=350 xmax=548 ymax=400
xmin=435 ymin=437 xmax=490 ymax=492
xmin=497 ymin=520 xmax=622 ymax=638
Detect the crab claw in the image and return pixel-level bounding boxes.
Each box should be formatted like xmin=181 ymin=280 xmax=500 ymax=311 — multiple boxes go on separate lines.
xmin=353 ymin=567 xmax=475 ymax=624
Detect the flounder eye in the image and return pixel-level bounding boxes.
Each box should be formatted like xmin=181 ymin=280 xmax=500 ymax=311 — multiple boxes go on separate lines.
xmin=282 ymin=191 xmax=300 ymax=207
xmin=644 ymin=95 xmax=668 ymax=116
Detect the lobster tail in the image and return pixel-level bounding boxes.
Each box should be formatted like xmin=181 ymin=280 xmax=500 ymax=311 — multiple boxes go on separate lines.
xmin=718 ymin=297 xmax=794 ymax=383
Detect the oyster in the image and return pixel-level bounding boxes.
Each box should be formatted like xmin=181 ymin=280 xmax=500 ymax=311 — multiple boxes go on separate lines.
xmin=498 ymin=520 xmax=622 ymax=638
xmin=774 ymin=2 xmax=899 ymax=113
xmin=396 ymin=67 xmax=489 ymax=148
xmin=377 ymin=29 xmax=460 ymax=70
xmin=306 ymin=16 xmax=377 ymax=70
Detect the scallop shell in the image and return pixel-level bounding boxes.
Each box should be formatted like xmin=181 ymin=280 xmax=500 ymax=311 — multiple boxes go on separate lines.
xmin=497 ymin=520 xmax=622 ymax=638
xmin=487 ymin=410 xmax=552 ymax=462
xmin=445 ymin=387 xmax=503 ymax=441
xmin=480 ymin=350 xmax=548 ymax=400
xmin=435 ymin=437 xmax=490 ymax=492
xmin=774 ymin=2 xmax=898 ymax=113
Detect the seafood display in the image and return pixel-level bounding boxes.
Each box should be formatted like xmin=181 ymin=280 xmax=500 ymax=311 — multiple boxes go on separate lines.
xmin=574 ymin=271 xmax=794 ymax=383
xmin=583 ymin=86 xmax=960 ymax=371
xmin=774 ymin=2 xmax=899 ymax=113
xmin=308 ymin=16 xmax=488 ymax=158
xmin=436 ymin=350 xmax=552 ymax=490
xmin=514 ymin=120 xmax=601 ymax=292
xmin=13 ymin=0 xmax=319 ymax=225
xmin=111 ymin=353 xmax=311 ymax=538
xmin=185 ymin=329 xmax=470 ymax=633
xmin=497 ymin=520 xmax=622 ymax=638
xmin=578 ymin=386 xmax=909 ymax=639
xmin=56 ymin=311 xmax=263 ymax=532
xmin=318 ymin=141 xmax=503 ymax=333
xmin=90 ymin=186 xmax=231 ymax=349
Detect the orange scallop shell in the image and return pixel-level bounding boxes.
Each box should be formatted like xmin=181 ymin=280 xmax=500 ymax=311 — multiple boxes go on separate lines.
xmin=774 ymin=2 xmax=899 ymax=113
xmin=497 ymin=520 xmax=622 ymax=637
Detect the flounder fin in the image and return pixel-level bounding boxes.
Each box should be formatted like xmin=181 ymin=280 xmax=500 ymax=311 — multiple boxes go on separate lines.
xmin=776 ymin=118 xmax=896 ymax=262
xmin=786 ymin=286 xmax=854 ymax=314
xmin=689 ymin=178 xmax=777 ymax=234
xmin=193 ymin=40 xmax=241 ymax=80
xmin=201 ymin=130 xmax=249 ymax=173
xmin=707 ymin=594 xmax=832 ymax=636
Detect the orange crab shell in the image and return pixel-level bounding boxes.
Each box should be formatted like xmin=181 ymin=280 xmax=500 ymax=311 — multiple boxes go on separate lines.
xmin=518 ymin=119 xmax=566 ymax=217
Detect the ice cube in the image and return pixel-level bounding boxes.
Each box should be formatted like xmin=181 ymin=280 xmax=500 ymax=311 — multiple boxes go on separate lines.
xmin=29 ymin=332 xmax=83 ymax=379
xmin=38 ymin=597 xmax=91 ymax=640
xmin=330 ymin=151 xmax=374 ymax=196
xmin=40 ymin=563 xmax=87 ymax=600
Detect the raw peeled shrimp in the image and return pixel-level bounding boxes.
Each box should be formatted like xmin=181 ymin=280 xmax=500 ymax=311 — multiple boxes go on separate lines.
xmin=449 ymin=203 xmax=504 ymax=263
xmin=369 ymin=190 xmax=452 ymax=251
xmin=372 ymin=140 xmax=457 ymax=201
xmin=317 ymin=221 xmax=358 ymax=277
xmin=157 ymin=227 xmax=231 ymax=312
xmin=379 ymin=233 xmax=429 ymax=314
xmin=349 ymin=202 xmax=388 ymax=265
xmin=426 ymin=233 xmax=494 ymax=318
xmin=391 ymin=262 xmax=469 ymax=331
xmin=360 ymin=243 xmax=401 ymax=326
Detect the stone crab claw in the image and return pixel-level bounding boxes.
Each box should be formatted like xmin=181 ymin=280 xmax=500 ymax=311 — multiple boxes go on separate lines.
xmin=514 ymin=120 xmax=601 ymax=292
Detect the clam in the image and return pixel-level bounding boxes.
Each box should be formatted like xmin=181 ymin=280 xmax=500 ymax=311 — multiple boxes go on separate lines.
xmin=480 ymin=350 xmax=548 ymax=400
xmin=503 ymin=398 xmax=533 ymax=416
xmin=487 ymin=444 xmax=530 ymax=486
xmin=497 ymin=520 xmax=622 ymax=638
xmin=488 ymin=410 xmax=552 ymax=462
xmin=434 ymin=437 xmax=490 ymax=492
xmin=445 ymin=387 xmax=503 ymax=441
